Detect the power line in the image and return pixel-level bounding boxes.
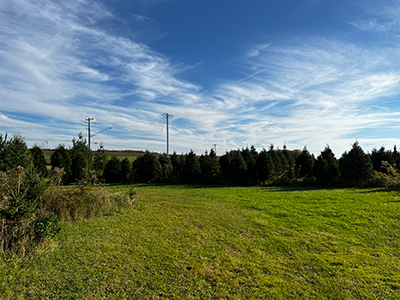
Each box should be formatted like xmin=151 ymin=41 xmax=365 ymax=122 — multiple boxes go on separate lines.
xmin=152 ymin=123 xmax=165 ymax=153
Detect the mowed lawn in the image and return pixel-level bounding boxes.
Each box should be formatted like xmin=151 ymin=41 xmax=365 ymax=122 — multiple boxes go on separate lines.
xmin=1 ymin=185 xmax=399 ymax=299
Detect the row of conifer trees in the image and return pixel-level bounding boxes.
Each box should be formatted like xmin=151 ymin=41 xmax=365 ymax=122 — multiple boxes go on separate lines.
xmin=101 ymin=143 xmax=400 ymax=187
xmin=1 ymin=133 xmax=399 ymax=187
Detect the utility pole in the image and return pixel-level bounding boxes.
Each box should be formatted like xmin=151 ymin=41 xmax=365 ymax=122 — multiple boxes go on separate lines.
xmin=213 ymin=144 xmax=217 ymax=154
xmin=84 ymin=117 xmax=95 ymax=150
xmin=162 ymin=113 xmax=173 ymax=156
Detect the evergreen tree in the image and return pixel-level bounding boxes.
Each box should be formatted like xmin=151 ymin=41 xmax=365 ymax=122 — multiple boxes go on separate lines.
xmin=70 ymin=133 xmax=93 ymax=174
xmin=393 ymin=145 xmax=400 ymax=172
xmin=241 ymin=147 xmax=257 ymax=182
xmin=93 ymin=144 xmax=108 ymax=172
xmin=268 ymin=144 xmax=283 ymax=175
xmin=71 ymin=152 xmax=87 ymax=181
xmin=182 ymin=150 xmax=201 ymax=183
xmin=199 ymin=151 xmax=213 ymax=183
xmin=51 ymin=144 xmax=73 ymax=184
xmin=134 ymin=151 xmax=162 ymax=183
xmin=30 ymin=145 xmax=48 ymax=176
xmin=207 ymin=149 xmax=221 ymax=183
xmin=339 ymin=142 xmax=374 ymax=186
xmin=170 ymin=151 xmax=184 ymax=182
xmin=370 ymin=147 xmax=395 ymax=173
xmin=256 ymin=149 xmax=275 ymax=183
xmin=103 ymin=156 xmax=122 ymax=183
xmin=295 ymin=146 xmax=315 ymax=178
xmin=2 ymin=134 xmax=32 ymax=172
xmin=120 ymin=157 xmax=132 ymax=183
xmin=159 ymin=153 xmax=173 ymax=181
xmin=230 ymin=150 xmax=248 ymax=184
xmin=314 ymin=146 xmax=340 ymax=185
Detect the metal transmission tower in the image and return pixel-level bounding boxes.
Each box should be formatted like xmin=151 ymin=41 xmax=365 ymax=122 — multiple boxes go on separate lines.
xmin=84 ymin=117 xmax=95 ymax=149
xmin=162 ymin=113 xmax=173 ymax=155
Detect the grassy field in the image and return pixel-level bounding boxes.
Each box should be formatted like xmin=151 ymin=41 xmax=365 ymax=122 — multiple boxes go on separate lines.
xmin=43 ymin=150 xmax=139 ymax=161
xmin=1 ymin=185 xmax=399 ymax=299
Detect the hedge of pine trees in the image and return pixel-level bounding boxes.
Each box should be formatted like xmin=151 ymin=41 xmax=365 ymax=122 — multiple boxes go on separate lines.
xmin=2 ymin=132 xmax=400 ymax=187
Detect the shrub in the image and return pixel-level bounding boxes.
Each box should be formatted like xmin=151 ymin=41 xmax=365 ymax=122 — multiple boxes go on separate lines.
xmin=0 ymin=167 xmax=56 ymax=256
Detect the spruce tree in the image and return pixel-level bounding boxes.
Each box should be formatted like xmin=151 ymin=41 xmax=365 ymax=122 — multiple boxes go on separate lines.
xmin=339 ymin=142 xmax=374 ymax=186
xmin=256 ymin=149 xmax=275 ymax=183
xmin=159 ymin=153 xmax=173 ymax=181
xmin=182 ymin=150 xmax=201 ymax=183
xmin=295 ymin=146 xmax=315 ymax=178
xmin=230 ymin=150 xmax=248 ymax=184
xmin=51 ymin=144 xmax=73 ymax=184
xmin=135 ymin=151 xmax=162 ymax=183
xmin=314 ymin=146 xmax=339 ymax=185
xmin=30 ymin=145 xmax=48 ymax=176
xmin=241 ymin=147 xmax=257 ymax=182
xmin=3 ymin=134 xmax=32 ymax=172
xmin=120 ymin=157 xmax=133 ymax=183
xmin=103 ymin=156 xmax=122 ymax=183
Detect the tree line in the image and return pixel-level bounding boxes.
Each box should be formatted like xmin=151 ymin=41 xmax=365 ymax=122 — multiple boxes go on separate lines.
xmin=1 ymin=133 xmax=400 ymax=187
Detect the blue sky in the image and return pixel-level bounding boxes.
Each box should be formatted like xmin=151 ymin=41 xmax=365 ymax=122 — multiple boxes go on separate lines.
xmin=1 ymin=0 xmax=400 ymax=156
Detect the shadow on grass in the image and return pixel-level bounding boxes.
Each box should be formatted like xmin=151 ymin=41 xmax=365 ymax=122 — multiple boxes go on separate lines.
xmin=107 ymin=182 xmax=400 ymax=194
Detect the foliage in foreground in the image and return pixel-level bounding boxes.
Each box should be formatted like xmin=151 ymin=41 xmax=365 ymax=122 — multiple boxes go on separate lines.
xmin=0 ymin=166 xmax=133 ymax=257
xmin=0 ymin=185 xmax=399 ymax=299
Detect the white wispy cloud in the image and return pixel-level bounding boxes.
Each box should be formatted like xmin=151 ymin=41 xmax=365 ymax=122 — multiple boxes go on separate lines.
xmin=1 ymin=0 xmax=400 ymax=157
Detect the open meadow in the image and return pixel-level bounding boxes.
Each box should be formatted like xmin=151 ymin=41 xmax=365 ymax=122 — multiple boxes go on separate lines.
xmin=1 ymin=185 xmax=399 ymax=299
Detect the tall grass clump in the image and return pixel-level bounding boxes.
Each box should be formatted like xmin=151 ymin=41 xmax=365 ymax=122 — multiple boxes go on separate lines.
xmin=0 ymin=166 xmax=133 ymax=258
xmin=43 ymin=184 xmax=133 ymax=223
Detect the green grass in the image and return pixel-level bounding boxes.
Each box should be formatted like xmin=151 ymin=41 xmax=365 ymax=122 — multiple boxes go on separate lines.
xmin=106 ymin=152 xmax=139 ymax=161
xmin=43 ymin=150 xmax=139 ymax=161
xmin=1 ymin=185 xmax=399 ymax=299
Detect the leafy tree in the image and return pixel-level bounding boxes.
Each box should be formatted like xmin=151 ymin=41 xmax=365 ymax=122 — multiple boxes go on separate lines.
xmin=30 ymin=145 xmax=48 ymax=176
xmin=182 ymin=150 xmax=201 ymax=183
xmin=339 ymin=142 xmax=374 ymax=186
xmin=103 ymin=156 xmax=122 ymax=183
xmin=134 ymin=151 xmax=162 ymax=183
xmin=51 ymin=144 xmax=73 ymax=184
xmin=295 ymin=146 xmax=315 ymax=178
xmin=314 ymin=146 xmax=340 ymax=185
